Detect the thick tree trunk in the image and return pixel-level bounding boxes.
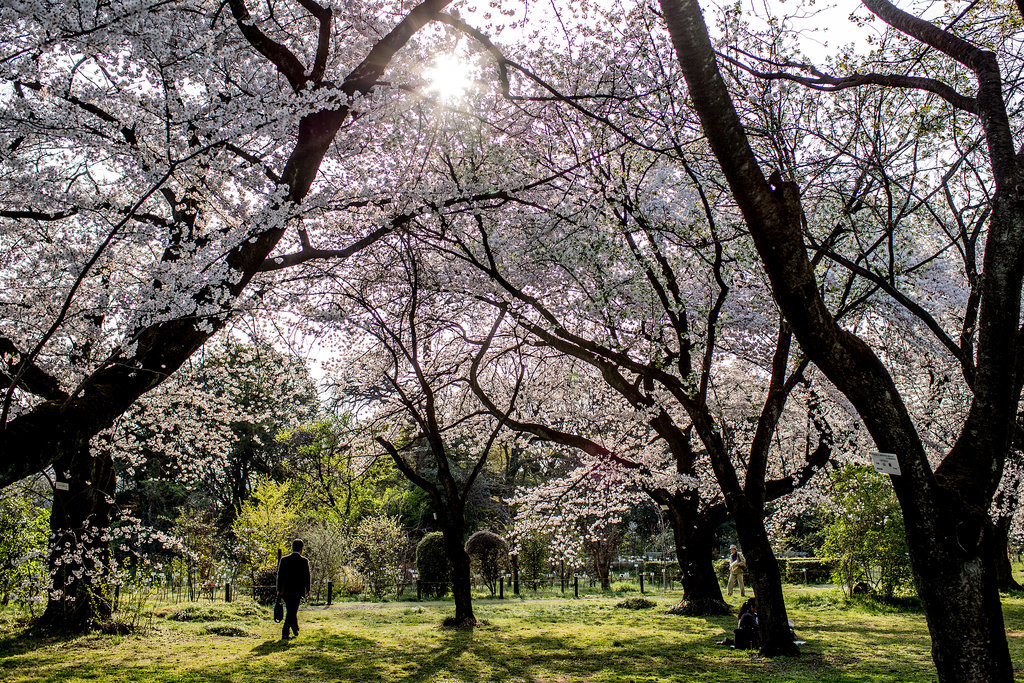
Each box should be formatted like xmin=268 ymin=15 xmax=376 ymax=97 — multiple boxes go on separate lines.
xmin=990 ymin=516 xmax=1021 ymax=591
xmin=902 ymin=503 xmax=1014 ymax=681
xmin=732 ymin=503 xmax=798 ymax=656
xmin=36 ymin=445 xmax=116 ymax=633
xmin=442 ymin=523 xmax=476 ymax=627
xmin=667 ymin=498 xmax=730 ymax=615
xmin=590 ymin=540 xmax=615 ymax=590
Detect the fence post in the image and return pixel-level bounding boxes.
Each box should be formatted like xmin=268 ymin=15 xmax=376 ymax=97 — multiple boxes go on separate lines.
xmin=513 ymin=567 xmax=519 ymax=596
xmin=574 ymin=575 xmax=578 ymax=598
xmin=327 ymin=581 xmax=333 ymax=606
xmin=499 ymin=576 xmax=504 ymax=599
xmin=225 ymin=582 xmax=232 ymax=603
xmin=640 ymin=570 xmax=644 ymax=594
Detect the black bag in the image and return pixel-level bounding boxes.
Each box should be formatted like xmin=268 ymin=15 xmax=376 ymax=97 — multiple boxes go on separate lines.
xmin=273 ymin=599 xmax=283 ymax=623
xmin=734 ymin=627 xmax=760 ymax=650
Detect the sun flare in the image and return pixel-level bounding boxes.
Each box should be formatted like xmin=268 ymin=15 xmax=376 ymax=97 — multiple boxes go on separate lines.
xmin=425 ymin=54 xmax=473 ymax=102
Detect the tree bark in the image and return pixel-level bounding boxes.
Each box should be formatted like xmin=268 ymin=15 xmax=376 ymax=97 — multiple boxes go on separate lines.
xmin=442 ymin=521 xmax=476 ymax=627
xmin=990 ymin=515 xmax=1021 ymax=592
xmin=36 ymin=445 xmax=116 ymax=633
xmin=667 ymin=497 xmax=730 ymax=615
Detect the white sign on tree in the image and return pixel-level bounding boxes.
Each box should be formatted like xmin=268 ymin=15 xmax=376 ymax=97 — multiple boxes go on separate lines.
xmin=870 ymin=452 xmax=902 ymax=476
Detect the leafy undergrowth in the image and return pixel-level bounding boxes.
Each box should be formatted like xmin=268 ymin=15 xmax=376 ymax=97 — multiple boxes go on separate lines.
xmin=1 ymin=588 xmax=1021 ymax=682
xmin=790 ymin=589 xmax=924 ymax=614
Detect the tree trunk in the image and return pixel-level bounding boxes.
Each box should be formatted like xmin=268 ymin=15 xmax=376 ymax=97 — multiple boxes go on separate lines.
xmin=990 ymin=515 xmax=1021 ymax=591
xmin=901 ymin=501 xmax=1014 ymax=681
xmin=36 ymin=445 xmax=116 ymax=633
xmin=667 ymin=500 xmax=730 ymax=615
xmin=442 ymin=522 xmax=476 ymax=627
xmin=732 ymin=503 xmax=798 ymax=656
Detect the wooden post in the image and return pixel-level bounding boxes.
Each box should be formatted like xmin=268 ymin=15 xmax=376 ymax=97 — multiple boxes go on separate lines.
xmin=499 ymin=575 xmax=504 ymax=599
xmin=574 ymin=575 xmax=579 ymax=598
xmin=513 ymin=565 xmax=519 ymax=596
xmin=225 ymin=582 xmax=232 ymax=603
xmin=327 ymin=581 xmax=333 ymax=606
xmin=640 ymin=570 xmax=645 ymax=594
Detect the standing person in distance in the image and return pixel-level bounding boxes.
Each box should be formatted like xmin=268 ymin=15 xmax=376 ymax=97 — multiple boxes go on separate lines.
xmin=277 ymin=539 xmax=311 ymax=640
xmin=727 ymin=544 xmax=746 ymax=597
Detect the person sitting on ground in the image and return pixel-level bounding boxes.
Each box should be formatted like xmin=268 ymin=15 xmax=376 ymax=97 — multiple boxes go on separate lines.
xmin=737 ymin=598 xmax=758 ymax=631
xmin=734 ymin=598 xmax=759 ymax=649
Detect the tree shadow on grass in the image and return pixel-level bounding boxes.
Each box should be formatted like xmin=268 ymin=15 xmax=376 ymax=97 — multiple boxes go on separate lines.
xmin=250 ymin=637 xmax=295 ymax=656
xmin=0 ymin=628 xmax=82 ymax=657
xmin=405 ymin=630 xmax=475 ymax=682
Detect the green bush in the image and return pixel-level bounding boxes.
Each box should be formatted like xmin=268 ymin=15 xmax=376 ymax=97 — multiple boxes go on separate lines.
xmin=335 ymin=566 xmax=365 ymax=596
xmin=616 ymin=597 xmax=656 ymax=610
xmin=352 ymin=515 xmax=406 ymax=599
xmin=819 ymin=465 xmax=914 ymax=598
xmin=714 ymin=559 xmax=730 ymax=583
xmin=465 ymin=531 xmax=508 ymax=595
xmin=416 ymin=532 xmax=451 ymax=598
xmin=252 ymin=565 xmax=278 ymax=605
xmin=778 ymin=557 xmax=836 ymax=583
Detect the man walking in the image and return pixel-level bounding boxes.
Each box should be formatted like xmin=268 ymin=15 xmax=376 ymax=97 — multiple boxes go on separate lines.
xmin=277 ymin=539 xmax=311 ymax=639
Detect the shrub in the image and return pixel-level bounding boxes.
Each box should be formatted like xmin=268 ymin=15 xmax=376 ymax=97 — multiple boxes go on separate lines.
xmin=335 ymin=566 xmax=365 ymax=596
xmin=465 ymin=531 xmax=508 ymax=595
xmin=819 ymin=465 xmax=914 ymax=598
xmin=616 ymin=597 xmax=656 ymax=610
xmin=252 ymin=565 xmax=278 ymax=605
xmin=778 ymin=557 xmax=836 ymax=584
xmin=714 ymin=559 xmax=730 ymax=583
xmin=416 ymin=532 xmax=451 ymax=598
xmin=351 ymin=515 xmax=406 ymax=599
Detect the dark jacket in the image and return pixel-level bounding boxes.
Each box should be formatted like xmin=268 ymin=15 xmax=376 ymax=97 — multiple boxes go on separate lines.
xmin=276 ymin=552 xmax=311 ymax=596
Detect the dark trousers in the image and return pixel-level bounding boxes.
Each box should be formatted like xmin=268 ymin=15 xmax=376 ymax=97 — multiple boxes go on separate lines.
xmin=281 ymin=594 xmax=301 ymax=637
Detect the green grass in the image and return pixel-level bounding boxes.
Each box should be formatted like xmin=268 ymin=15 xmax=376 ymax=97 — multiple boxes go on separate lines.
xmin=2 ymin=588 xmax=1024 ymax=681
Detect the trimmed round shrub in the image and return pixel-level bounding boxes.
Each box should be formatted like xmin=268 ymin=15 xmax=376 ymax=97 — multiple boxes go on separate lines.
xmin=252 ymin=565 xmax=278 ymax=605
xmin=416 ymin=532 xmax=451 ymax=598
xmin=465 ymin=530 xmax=508 ymax=595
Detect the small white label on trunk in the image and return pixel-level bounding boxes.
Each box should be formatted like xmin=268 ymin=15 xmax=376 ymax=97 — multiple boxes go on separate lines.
xmin=55 ymin=481 xmax=69 ymax=491
xmin=870 ymin=452 xmax=901 ymax=476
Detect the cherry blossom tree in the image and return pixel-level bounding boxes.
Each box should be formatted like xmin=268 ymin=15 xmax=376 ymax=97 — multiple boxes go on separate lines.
xmin=0 ymin=0 xmax=460 ymax=487
xmin=314 ymin=236 xmax=532 ymax=627
xmin=657 ymin=0 xmax=1024 ymax=676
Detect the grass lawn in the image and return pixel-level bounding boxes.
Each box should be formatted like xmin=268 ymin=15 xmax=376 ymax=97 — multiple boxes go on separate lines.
xmin=3 ymin=587 xmax=1024 ymax=682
